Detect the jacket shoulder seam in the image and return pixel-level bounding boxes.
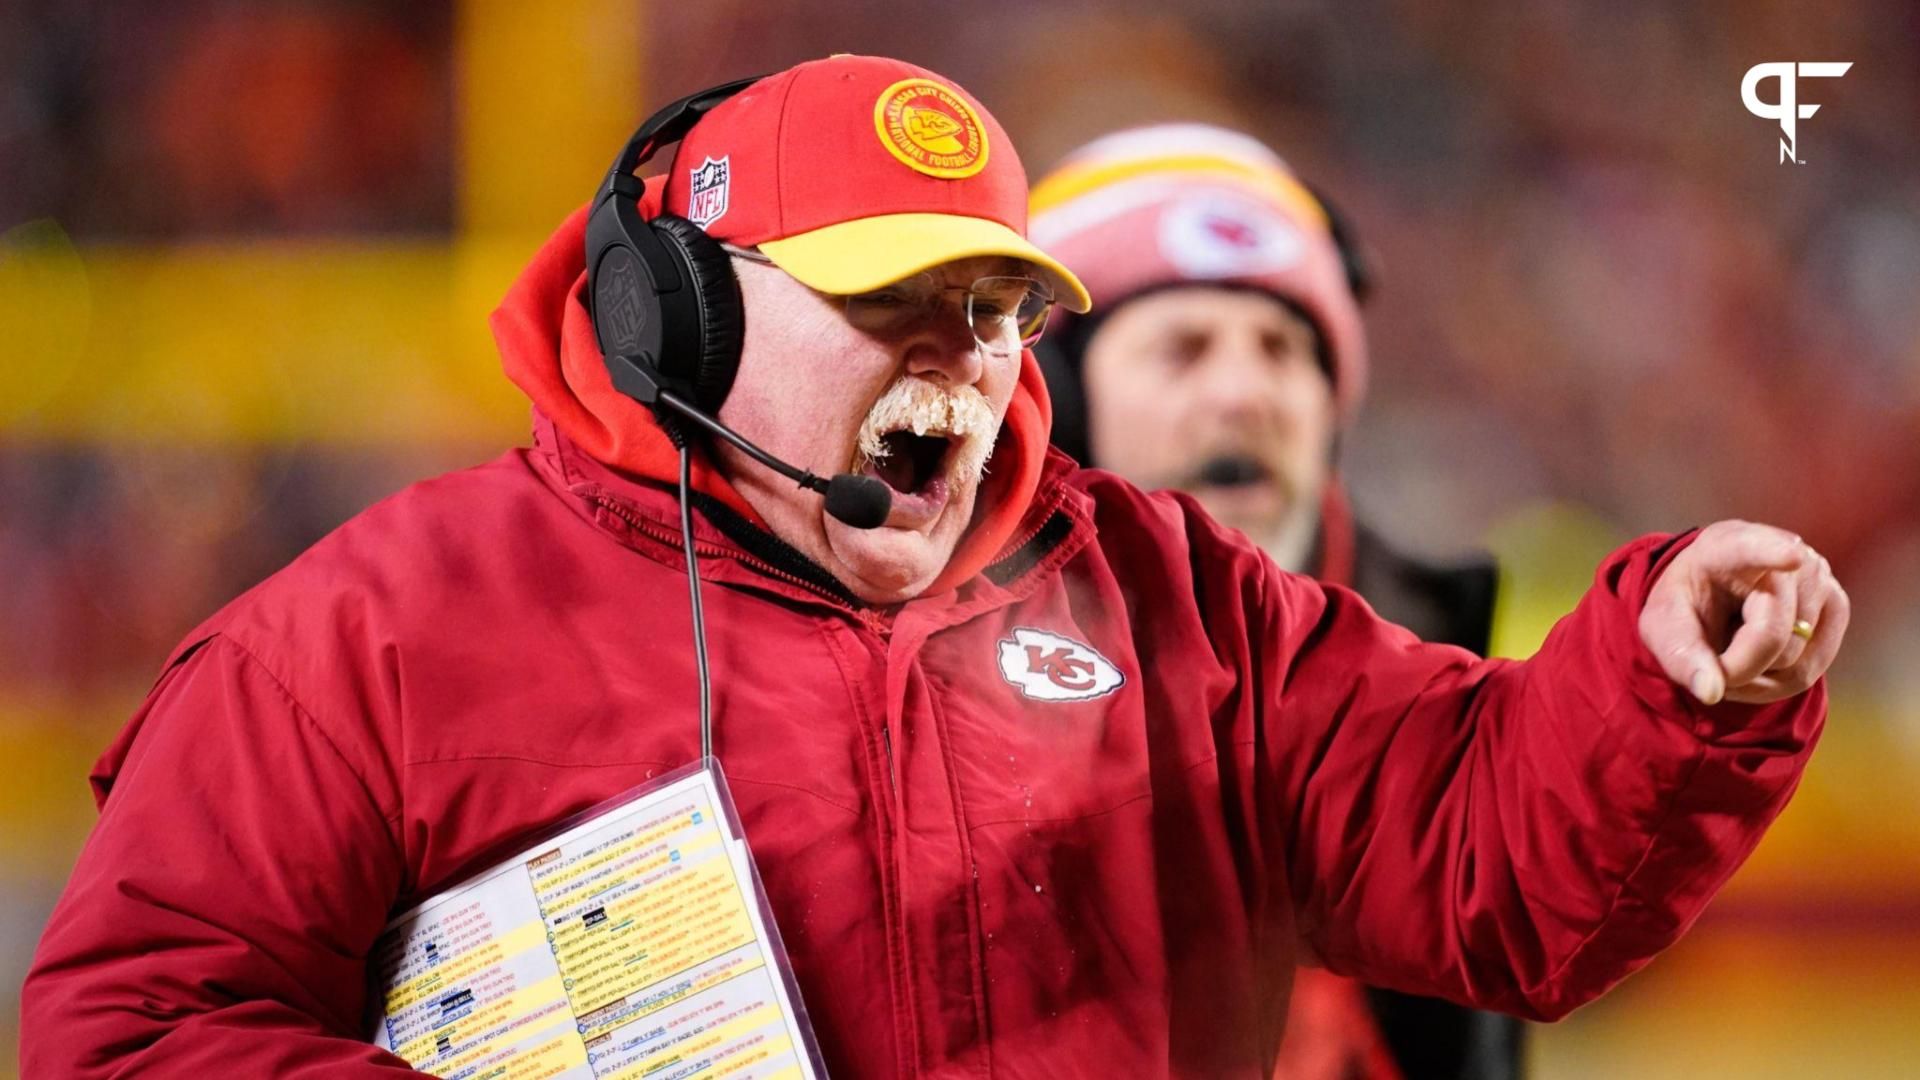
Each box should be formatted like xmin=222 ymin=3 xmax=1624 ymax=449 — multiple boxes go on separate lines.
xmin=204 ymin=632 xmax=408 ymax=867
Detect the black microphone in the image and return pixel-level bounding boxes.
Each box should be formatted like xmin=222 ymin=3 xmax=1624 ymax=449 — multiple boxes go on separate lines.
xmin=821 ymin=473 xmax=894 ymax=530
xmin=607 ymin=353 xmax=894 ymax=529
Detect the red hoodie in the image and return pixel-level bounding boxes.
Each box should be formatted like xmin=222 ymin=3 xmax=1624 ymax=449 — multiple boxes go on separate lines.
xmin=22 ymin=214 xmax=1824 ymax=1079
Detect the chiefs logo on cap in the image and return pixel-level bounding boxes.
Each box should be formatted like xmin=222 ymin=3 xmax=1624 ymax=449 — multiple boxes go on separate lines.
xmin=873 ymin=78 xmax=989 ymax=179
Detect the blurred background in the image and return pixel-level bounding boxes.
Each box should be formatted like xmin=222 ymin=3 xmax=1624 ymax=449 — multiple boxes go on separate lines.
xmin=3 ymin=1 xmax=1917 ymax=1075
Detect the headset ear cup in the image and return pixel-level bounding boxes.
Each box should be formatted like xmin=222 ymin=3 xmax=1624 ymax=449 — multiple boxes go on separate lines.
xmin=649 ymin=214 xmax=744 ymax=413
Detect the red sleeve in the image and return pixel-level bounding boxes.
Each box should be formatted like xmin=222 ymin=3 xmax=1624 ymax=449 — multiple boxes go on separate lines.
xmin=1264 ymin=531 xmax=1825 ymax=1021
xmin=20 ymin=634 xmax=427 ymax=1078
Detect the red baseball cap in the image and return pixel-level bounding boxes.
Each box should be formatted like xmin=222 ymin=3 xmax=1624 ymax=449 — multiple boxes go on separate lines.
xmin=658 ymin=54 xmax=1091 ymax=313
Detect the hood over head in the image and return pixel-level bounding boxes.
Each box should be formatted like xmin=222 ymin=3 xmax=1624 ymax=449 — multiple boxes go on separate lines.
xmin=490 ymin=195 xmax=1058 ymax=598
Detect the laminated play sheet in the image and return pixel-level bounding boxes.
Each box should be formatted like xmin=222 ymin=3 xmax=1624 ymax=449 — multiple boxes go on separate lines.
xmin=367 ymin=763 xmax=822 ymax=1079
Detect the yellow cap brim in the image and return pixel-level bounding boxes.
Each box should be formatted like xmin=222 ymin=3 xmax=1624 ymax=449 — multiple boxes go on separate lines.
xmin=757 ymin=212 xmax=1092 ymax=313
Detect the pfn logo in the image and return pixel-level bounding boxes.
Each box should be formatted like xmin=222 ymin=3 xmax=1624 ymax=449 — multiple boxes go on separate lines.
xmin=997 ymin=628 xmax=1125 ymax=702
xmin=1742 ymin=62 xmax=1852 ymax=164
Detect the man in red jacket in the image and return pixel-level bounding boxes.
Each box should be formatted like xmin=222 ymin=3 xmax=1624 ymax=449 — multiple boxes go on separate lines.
xmin=23 ymin=55 xmax=1849 ymax=1079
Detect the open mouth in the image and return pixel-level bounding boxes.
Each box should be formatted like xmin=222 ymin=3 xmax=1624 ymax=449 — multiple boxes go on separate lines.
xmin=848 ymin=377 xmax=996 ymax=527
xmin=865 ymin=430 xmax=954 ymax=496
xmin=1193 ymin=454 xmax=1272 ymax=489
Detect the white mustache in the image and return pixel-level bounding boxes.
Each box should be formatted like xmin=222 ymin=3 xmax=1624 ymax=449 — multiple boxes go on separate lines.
xmin=852 ymin=378 xmax=998 ymax=486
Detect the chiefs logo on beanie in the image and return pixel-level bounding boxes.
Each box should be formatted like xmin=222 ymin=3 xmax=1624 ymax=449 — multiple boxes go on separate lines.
xmin=1028 ymin=123 xmax=1368 ymax=426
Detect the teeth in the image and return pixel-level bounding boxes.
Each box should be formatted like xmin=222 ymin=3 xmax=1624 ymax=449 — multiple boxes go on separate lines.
xmin=885 ymin=420 xmax=956 ymax=439
xmin=855 ymin=377 xmax=998 ymax=485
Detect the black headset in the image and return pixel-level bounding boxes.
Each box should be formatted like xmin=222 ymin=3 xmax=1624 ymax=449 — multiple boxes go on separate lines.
xmin=585 ymin=75 xmax=762 ymax=447
xmin=583 ymin=73 xmax=895 ymax=533
xmin=583 ymin=74 xmax=898 ymax=768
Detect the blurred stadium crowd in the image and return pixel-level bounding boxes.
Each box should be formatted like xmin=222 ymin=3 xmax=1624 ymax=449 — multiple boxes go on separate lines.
xmin=3 ymin=1 xmax=1916 ymax=1075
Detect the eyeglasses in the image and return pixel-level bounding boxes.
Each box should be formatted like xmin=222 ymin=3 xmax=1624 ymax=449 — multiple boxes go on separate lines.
xmin=723 ymin=244 xmax=1055 ymax=355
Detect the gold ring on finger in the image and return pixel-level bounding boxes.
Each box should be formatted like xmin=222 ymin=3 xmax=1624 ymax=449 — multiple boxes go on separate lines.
xmin=1792 ymin=619 xmax=1815 ymax=642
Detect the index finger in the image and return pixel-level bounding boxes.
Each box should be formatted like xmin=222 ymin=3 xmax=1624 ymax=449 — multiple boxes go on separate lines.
xmin=1691 ymin=523 xmax=1808 ymax=589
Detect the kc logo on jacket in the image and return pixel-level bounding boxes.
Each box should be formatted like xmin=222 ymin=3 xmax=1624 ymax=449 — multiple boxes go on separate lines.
xmin=997 ymin=628 xmax=1126 ymax=702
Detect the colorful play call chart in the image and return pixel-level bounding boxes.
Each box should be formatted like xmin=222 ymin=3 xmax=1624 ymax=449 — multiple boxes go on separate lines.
xmin=368 ymin=765 xmax=821 ymax=1079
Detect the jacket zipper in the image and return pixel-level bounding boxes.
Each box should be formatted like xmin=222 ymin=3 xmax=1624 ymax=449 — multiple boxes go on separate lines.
xmin=599 ymin=491 xmax=905 ymax=792
xmin=985 ymin=488 xmax=1072 ymax=572
xmin=589 ymin=494 xmax=851 ymax=606
xmin=991 ymin=517 xmax=1055 ymax=569
xmin=881 ymin=725 xmax=897 ymax=792
xmin=605 ymin=487 xmax=926 ymax=1068
xmin=860 ymin=631 xmax=912 ymax=1074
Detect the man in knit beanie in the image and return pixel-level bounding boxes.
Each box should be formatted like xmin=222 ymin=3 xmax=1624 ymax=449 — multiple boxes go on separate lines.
xmin=1032 ymin=123 xmax=1522 ymax=1080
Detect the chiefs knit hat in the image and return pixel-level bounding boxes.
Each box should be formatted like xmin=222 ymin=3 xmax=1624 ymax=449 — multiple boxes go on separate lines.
xmin=1028 ymin=123 xmax=1367 ymax=420
xmin=657 ymin=54 xmax=1091 ymax=313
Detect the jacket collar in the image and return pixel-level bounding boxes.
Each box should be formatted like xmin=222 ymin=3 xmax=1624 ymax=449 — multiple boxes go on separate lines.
xmin=527 ymin=407 xmax=1092 ymax=624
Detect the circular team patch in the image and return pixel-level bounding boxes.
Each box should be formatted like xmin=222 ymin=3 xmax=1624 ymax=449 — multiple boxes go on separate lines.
xmin=873 ymin=78 xmax=989 ymax=178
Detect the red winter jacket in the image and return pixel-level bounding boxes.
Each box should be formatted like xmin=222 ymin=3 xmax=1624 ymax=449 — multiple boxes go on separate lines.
xmin=22 ymin=213 xmax=1825 ymax=1079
